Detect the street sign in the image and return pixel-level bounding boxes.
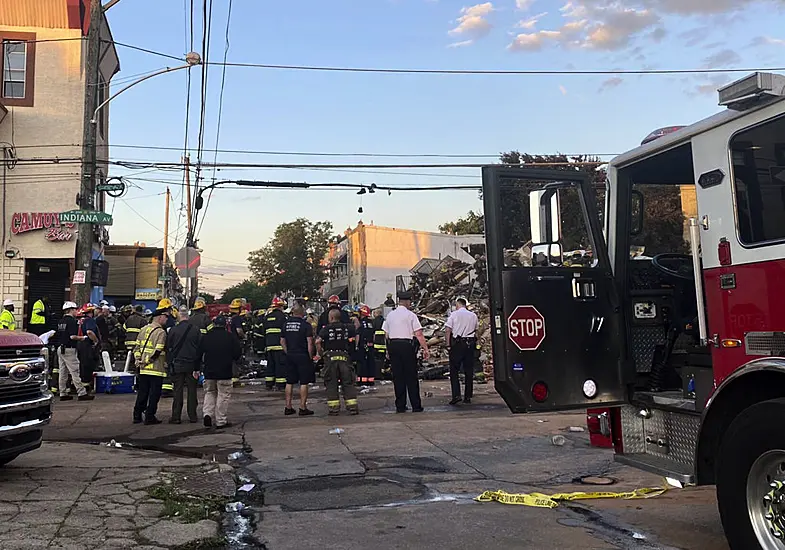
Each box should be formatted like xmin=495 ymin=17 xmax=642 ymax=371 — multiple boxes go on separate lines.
xmin=507 ymin=305 xmax=546 ymax=351
xmin=135 ymin=289 xmax=161 ymax=300
xmin=73 ymin=270 xmax=86 ymax=285
xmin=175 ymin=246 xmax=201 ymax=278
xmin=96 ymin=182 xmax=124 ymax=192
xmin=59 ymin=210 xmax=113 ymax=226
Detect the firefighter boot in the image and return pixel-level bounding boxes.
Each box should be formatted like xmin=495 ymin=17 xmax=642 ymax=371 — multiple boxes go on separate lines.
xmin=339 ymin=360 xmax=359 ymax=415
xmin=325 ymin=360 xmax=341 ymax=416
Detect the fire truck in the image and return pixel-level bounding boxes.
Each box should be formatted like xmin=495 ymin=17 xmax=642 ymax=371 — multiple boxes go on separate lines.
xmin=483 ymin=72 xmax=785 ymax=549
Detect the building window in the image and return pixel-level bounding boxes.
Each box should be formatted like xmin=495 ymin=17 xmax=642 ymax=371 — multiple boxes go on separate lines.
xmin=0 ymin=32 xmax=35 ymax=107
xmin=731 ymin=115 xmax=785 ymax=246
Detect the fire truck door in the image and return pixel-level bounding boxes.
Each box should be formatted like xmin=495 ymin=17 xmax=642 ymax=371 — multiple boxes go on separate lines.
xmin=482 ymin=166 xmax=628 ymax=412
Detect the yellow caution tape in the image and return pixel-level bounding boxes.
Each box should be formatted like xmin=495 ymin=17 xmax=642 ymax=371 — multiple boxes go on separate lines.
xmin=475 ymin=486 xmax=668 ymax=509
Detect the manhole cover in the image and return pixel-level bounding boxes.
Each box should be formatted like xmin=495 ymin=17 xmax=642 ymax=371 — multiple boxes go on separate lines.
xmin=264 ymin=476 xmax=424 ymax=511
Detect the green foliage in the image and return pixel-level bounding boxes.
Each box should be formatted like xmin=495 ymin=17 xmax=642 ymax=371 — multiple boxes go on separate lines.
xmin=438 ymin=210 xmax=484 ymax=235
xmin=248 ymin=218 xmax=333 ymax=298
xmin=200 ymin=292 xmax=216 ymax=304
xmin=219 ymin=280 xmax=272 ymax=310
xmin=148 ymin=483 xmax=225 ymax=524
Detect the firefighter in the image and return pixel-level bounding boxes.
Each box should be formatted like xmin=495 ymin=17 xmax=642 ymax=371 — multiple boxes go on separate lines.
xmin=252 ymin=309 xmax=266 ymax=355
xmin=0 ymin=299 xmax=16 ymax=330
xmin=316 ymin=308 xmax=359 ymax=415
xmin=317 ymin=295 xmax=350 ymax=333
xmin=357 ymin=305 xmax=376 ymax=385
xmin=29 ymin=295 xmax=49 ymax=336
xmin=372 ymin=308 xmax=389 ymax=379
xmin=133 ymin=302 xmax=171 ymax=425
xmin=123 ymin=305 xmax=148 ymax=363
xmin=189 ymin=297 xmax=210 ymax=334
xmin=263 ymin=297 xmax=287 ymax=390
xmin=57 ymin=302 xmax=94 ymax=401
xmin=77 ymin=303 xmax=100 ymax=392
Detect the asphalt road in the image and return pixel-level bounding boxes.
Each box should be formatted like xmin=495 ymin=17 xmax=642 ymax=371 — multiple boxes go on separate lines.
xmin=31 ymin=376 xmax=731 ymax=549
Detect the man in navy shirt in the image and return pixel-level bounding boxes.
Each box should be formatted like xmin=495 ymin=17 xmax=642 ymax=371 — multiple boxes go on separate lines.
xmin=282 ymin=304 xmax=315 ymax=416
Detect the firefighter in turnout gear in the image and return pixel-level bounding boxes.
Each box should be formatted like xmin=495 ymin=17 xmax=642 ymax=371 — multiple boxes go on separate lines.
xmin=263 ymin=297 xmax=287 ymax=390
xmin=124 ymin=305 xmax=148 ymax=362
xmin=189 ymin=297 xmax=210 ymax=334
xmin=317 ymin=295 xmax=350 ymax=334
xmin=317 ymin=308 xmax=359 ymax=415
xmin=133 ymin=303 xmax=171 ymax=424
xmin=228 ymin=298 xmax=245 ymax=386
xmin=155 ymin=298 xmax=176 ymax=397
xmin=357 ymin=305 xmax=377 ymax=385
xmin=252 ymin=310 xmax=266 ymax=355
xmin=372 ymin=308 xmax=389 ymax=379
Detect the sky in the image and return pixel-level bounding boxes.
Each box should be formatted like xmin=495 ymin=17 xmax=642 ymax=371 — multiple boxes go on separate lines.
xmin=103 ymin=0 xmax=785 ymax=294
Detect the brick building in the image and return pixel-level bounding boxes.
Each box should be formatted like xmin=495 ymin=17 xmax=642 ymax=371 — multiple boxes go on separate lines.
xmin=0 ymin=0 xmax=119 ymax=329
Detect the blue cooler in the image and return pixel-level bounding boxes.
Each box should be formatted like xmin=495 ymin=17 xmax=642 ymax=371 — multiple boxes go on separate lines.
xmin=94 ymin=372 xmax=136 ymax=394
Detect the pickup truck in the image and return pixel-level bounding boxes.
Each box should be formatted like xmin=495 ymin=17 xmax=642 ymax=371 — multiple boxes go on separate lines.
xmin=0 ymin=330 xmax=53 ymax=466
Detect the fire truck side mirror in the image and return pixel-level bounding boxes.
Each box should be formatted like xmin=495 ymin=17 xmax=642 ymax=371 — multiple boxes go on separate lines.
xmin=530 ymin=189 xmax=561 ymax=245
xmin=630 ymin=190 xmax=644 ymax=236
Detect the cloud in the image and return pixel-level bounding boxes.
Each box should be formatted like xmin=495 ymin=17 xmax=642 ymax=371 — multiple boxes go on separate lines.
xmin=599 ymin=76 xmax=624 ymax=91
xmin=448 ymin=39 xmax=475 ymax=47
xmin=508 ymin=30 xmax=562 ymax=51
xmin=516 ymin=11 xmax=548 ymax=29
xmin=703 ymin=48 xmax=741 ymax=68
xmin=691 ymin=75 xmax=728 ymax=96
xmin=646 ymin=0 xmax=752 ymax=15
xmin=516 ymin=0 xmax=535 ymax=10
xmin=752 ymin=36 xmax=785 ymax=47
xmin=559 ymin=84 xmax=568 ymax=95
xmin=449 ymin=3 xmax=494 ymax=38
xmin=582 ymin=6 xmax=660 ymax=50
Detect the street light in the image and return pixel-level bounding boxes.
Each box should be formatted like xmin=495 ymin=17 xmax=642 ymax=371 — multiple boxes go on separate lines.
xmin=90 ymin=51 xmax=202 ymax=124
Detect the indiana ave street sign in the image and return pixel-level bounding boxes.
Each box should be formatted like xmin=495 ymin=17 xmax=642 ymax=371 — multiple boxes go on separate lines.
xmin=59 ymin=210 xmax=113 ymax=226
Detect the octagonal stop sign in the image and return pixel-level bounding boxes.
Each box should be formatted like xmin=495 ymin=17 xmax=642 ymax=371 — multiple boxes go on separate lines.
xmin=508 ymin=305 xmax=546 ymax=351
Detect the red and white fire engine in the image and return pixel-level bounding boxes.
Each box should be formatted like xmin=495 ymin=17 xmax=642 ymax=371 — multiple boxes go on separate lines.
xmin=483 ymin=72 xmax=785 ymax=549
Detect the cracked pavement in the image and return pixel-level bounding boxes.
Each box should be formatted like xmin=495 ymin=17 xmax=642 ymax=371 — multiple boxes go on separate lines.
xmin=26 ymin=377 xmax=731 ymax=549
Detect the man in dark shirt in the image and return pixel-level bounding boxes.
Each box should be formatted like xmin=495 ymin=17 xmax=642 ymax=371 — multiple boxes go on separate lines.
xmin=316 ymin=309 xmax=359 ymax=415
xmin=201 ymin=315 xmax=243 ymax=428
xmin=78 ymin=304 xmax=100 ymax=391
xmin=57 ymin=302 xmax=93 ymax=401
xmin=167 ymin=306 xmax=203 ymax=424
xmin=282 ymin=304 xmax=315 ymax=416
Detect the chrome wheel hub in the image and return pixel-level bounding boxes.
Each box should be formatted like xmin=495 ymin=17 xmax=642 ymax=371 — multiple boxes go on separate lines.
xmin=748 ymin=450 xmax=785 ymax=548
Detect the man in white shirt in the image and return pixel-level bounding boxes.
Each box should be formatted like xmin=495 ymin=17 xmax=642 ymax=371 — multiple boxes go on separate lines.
xmin=382 ymin=291 xmax=429 ymax=413
xmin=445 ymin=297 xmax=479 ymax=405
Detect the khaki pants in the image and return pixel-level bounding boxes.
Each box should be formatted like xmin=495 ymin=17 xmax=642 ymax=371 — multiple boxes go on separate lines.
xmin=203 ymin=379 xmax=232 ymax=426
xmin=58 ymin=348 xmax=87 ymax=397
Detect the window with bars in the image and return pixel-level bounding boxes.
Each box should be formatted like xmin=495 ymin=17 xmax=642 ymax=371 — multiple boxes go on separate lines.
xmin=2 ymin=40 xmax=26 ymax=100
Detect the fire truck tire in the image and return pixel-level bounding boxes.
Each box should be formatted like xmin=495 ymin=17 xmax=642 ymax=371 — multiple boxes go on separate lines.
xmin=717 ymin=397 xmax=785 ymax=550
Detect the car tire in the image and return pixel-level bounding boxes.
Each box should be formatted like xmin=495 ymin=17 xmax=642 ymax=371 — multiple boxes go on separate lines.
xmin=717 ymin=397 xmax=785 ymax=550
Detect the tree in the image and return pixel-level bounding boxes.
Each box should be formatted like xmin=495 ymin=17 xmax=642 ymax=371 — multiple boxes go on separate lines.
xmin=439 ymin=210 xmax=484 ymax=235
xmin=219 ymin=280 xmax=272 ymax=310
xmin=248 ymin=218 xmax=333 ymax=298
xmin=200 ymin=292 xmax=216 ymax=304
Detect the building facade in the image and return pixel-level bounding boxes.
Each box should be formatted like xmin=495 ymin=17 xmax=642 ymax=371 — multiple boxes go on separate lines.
xmin=0 ymin=0 xmax=119 ymax=329
xmin=324 ymin=223 xmax=484 ymax=308
xmin=103 ymin=244 xmax=182 ymax=312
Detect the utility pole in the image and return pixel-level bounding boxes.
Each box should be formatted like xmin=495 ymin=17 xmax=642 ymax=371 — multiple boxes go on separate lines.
xmin=184 ymin=155 xmax=193 ymax=237
xmin=74 ymin=0 xmax=103 ymax=305
xmin=162 ymin=188 xmax=170 ymax=298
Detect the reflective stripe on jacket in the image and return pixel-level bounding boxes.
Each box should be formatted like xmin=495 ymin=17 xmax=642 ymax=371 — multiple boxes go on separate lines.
xmin=30 ymin=300 xmax=46 ymax=325
xmin=134 ymin=321 xmax=167 ymax=377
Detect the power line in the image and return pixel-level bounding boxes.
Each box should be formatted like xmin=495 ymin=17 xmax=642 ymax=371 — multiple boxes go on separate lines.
xmin=111 ymin=160 xmax=605 ymax=169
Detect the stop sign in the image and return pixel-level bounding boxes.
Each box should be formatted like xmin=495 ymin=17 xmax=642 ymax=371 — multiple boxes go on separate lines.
xmin=507 ymin=305 xmax=546 ymax=351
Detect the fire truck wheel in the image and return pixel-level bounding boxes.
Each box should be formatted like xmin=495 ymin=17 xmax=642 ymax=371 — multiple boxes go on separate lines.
xmin=717 ymin=397 xmax=785 ymax=550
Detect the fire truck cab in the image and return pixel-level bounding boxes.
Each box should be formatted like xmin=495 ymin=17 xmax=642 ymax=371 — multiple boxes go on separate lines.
xmin=483 ymin=72 xmax=785 ymax=549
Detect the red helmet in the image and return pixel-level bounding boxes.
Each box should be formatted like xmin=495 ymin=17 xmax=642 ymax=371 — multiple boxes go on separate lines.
xmin=359 ymin=305 xmax=371 ymax=317
xmin=270 ymin=297 xmax=286 ymax=308
xmin=327 ymin=295 xmax=340 ymax=305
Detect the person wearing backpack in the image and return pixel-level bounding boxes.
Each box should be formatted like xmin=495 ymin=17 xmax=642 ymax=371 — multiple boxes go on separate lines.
xmin=166 ymin=306 xmax=203 ymax=424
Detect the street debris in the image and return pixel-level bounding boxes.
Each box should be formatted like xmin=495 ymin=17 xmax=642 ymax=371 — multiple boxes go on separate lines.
xmin=475 ymin=485 xmax=670 ymax=508
xmin=106 ymin=439 xmax=123 ymax=448
xmin=568 ymin=426 xmax=586 ymax=433
xmin=225 ymin=501 xmax=245 ymax=512
xmin=632 ymin=533 xmax=647 ymax=540
xmin=228 ymin=451 xmax=247 ymax=462
xmin=238 ymin=484 xmax=256 ymax=493
xmin=551 ymin=435 xmax=567 ymax=446
xmin=329 ymin=428 xmax=345 ymax=435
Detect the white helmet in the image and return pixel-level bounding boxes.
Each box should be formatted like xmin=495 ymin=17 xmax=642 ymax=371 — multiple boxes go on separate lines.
xmin=3 ymin=299 xmax=13 ymax=307
xmin=62 ymin=301 xmax=78 ymax=311
xmin=109 ymin=305 xmax=117 ymax=313
xmin=99 ymin=300 xmax=109 ymax=307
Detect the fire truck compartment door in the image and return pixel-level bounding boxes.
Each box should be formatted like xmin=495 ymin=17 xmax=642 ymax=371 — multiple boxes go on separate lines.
xmin=482 ymin=166 xmax=627 ymax=413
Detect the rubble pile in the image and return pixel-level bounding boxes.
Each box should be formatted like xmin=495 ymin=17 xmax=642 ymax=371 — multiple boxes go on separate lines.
xmin=408 ymin=256 xmax=494 ymax=382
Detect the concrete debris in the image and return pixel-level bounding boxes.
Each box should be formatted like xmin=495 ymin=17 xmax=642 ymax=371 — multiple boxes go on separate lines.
xmin=406 ymin=255 xmax=493 ymax=383
xmin=329 ymin=428 xmax=345 ymax=435
xmin=551 ymin=435 xmax=567 ymax=447
xmin=568 ymin=426 xmax=586 ymax=433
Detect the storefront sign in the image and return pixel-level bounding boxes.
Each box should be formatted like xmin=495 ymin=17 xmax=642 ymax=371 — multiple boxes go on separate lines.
xmin=59 ymin=210 xmax=114 ymax=226
xmin=135 ymin=289 xmax=161 ymax=300
xmin=10 ymin=212 xmax=76 ymax=242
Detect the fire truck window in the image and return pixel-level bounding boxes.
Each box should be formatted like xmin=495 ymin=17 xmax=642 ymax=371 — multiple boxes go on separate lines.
xmin=498 ymin=181 xmax=597 ymax=269
xmin=629 ymin=184 xmax=691 ymax=258
xmin=731 ymin=115 xmax=785 ymax=245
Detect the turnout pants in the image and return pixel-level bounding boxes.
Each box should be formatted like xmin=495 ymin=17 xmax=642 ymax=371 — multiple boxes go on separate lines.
xmin=171 ymin=372 xmax=199 ymax=422
xmin=58 ymin=348 xmax=87 ymax=397
xmin=324 ymin=353 xmax=358 ymax=413
xmin=203 ymin=379 xmax=233 ymax=426
xmin=358 ymin=347 xmax=376 ymax=385
xmin=449 ymin=338 xmax=476 ymax=400
xmin=264 ymin=350 xmax=287 ymax=390
xmin=388 ymin=339 xmax=422 ymax=412
xmin=134 ymin=374 xmax=164 ymax=421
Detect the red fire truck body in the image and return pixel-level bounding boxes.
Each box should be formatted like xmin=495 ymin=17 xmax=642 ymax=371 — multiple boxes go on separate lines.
xmin=483 ymin=72 xmax=785 ymax=548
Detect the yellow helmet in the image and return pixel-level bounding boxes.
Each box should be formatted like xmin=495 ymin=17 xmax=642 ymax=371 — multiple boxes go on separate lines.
xmin=157 ymin=298 xmax=173 ymax=310
xmin=193 ymin=297 xmax=206 ymax=310
xmin=229 ymin=298 xmax=243 ymax=311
